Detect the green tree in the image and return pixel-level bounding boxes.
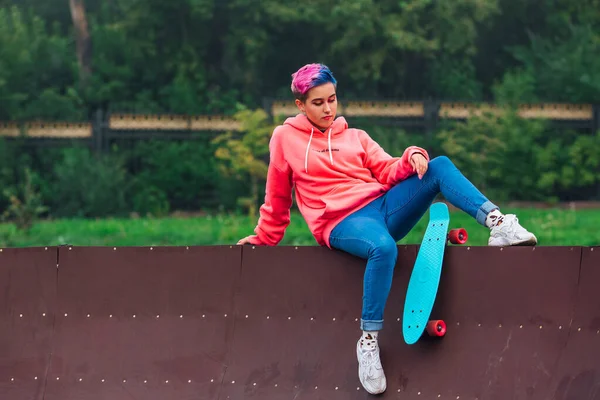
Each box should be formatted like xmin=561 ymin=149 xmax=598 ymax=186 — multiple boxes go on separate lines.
xmin=212 ymin=108 xmax=275 ymax=218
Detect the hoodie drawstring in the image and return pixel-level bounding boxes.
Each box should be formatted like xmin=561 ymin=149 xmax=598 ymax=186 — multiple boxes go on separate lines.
xmin=304 ymin=127 xmax=334 ymax=173
xmin=305 ymin=127 xmax=314 ymax=173
xmin=327 ymin=128 xmax=333 ymax=165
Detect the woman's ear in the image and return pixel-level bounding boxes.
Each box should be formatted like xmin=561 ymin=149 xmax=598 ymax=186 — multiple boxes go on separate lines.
xmin=295 ymin=99 xmax=305 ymax=114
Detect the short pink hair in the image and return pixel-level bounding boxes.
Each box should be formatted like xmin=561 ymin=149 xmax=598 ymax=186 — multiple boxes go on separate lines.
xmin=290 ymin=63 xmax=337 ymax=101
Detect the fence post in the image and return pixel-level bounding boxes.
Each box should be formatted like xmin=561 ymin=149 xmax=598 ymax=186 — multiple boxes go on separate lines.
xmin=93 ymin=109 xmax=104 ymax=153
xmin=424 ymin=99 xmax=440 ymax=140
xmin=593 ymin=104 xmax=599 ymax=134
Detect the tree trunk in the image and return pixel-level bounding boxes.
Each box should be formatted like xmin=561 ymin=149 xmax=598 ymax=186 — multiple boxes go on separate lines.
xmin=68 ymin=0 xmax=92 ymax=88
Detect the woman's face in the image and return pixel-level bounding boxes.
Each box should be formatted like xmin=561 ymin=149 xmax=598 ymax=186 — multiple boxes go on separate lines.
xmin=295 ymin=82 xmax=337 ymax=130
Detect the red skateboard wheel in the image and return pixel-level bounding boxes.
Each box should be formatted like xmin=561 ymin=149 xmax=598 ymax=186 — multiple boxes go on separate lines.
xmin=448 ymin=228 xmax=468 ymax=244
xmin=426 ymin=320 xmax=447 ymax=337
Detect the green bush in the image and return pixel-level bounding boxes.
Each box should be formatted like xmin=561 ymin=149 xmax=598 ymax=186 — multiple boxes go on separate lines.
xmin=436 ymin=109 xmax=600 ymax=202
xmin=48 ymin=147 xmax=129 ymax=218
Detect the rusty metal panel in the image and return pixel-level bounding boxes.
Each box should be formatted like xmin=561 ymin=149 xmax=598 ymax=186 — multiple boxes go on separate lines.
xmin=1 ymin=244 xmax=597 ymax=400
xmin=0 ymin=247 xmax=57 ymax=400
xmin=549 ymin=246 xmax=600 ymax=400
xmin=42 ymin=245 xmax=241 ymax=400
xmin=221 ymin=245 xmax=582 ymax=400
xmin=218 ymin=245 xmax=417 ymax=400
xmin=378 ymin=246 xmax=581 ymax=400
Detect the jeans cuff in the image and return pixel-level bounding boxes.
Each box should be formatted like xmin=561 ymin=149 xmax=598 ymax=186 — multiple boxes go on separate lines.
xmin=361 ymin=319 xmax=384 ymax=331
xmin=476 ymin=200 xmax=499 ymax=226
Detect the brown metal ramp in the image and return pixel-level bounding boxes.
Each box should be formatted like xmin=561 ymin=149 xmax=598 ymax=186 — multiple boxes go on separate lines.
xmin=1 ymin=245 xmax=599 ymax=399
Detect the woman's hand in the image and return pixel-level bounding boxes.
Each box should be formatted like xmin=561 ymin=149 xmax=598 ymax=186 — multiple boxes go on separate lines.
xmin=237 ymin=235 xmax=258 ymax=245
xmin=409 ymin=153 xmax=428 ymax=179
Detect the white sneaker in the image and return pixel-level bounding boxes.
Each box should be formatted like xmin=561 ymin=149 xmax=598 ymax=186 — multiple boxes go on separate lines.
xmin=488 ymin=214 xmax=538 ymax=247
xmin=356 ymin=333 xmax=386 ymax=394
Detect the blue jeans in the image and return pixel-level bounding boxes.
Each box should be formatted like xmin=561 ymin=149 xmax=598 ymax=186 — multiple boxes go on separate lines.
xmin=328 ymin=156 xmax=497 ymax=331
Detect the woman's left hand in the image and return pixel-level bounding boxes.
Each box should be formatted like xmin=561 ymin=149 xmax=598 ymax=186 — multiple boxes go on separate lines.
xmin=409 ymin=153 xmax=428 ymax=179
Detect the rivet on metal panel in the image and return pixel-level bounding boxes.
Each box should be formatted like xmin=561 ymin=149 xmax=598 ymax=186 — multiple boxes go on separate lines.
xmin=181 ymin=315 xmax=184 ymax=318
xmin=69 ymin=247 xmax=72 ymax=251
xmin=210 ymin=379 xmax=214 ymax=383
xmin=123 ymin=379 xmax=126 ymax=383
xmin=478 ymin=323 xmax=481 ymax=327
xmin=311 ymin=317 xmax=314 ymax=321
xmin=578 ymin=327 xmax=581 ymax=332
xmin=335 ymin=387 xmax=339 ymax=390
xmin=166 ymin=380 xmax=169 ymax=383
xmin=0 ymin=249 xmax=3 ymax=252
xmin=150 ymin=247 xmax=153 ymax=250
xmin=288 ymin=316 xmax=291 ymax=320
xmin=56 ymin=377 xmax=60 ymax=380
xmin=467 ymin=246 xmax=470 ymax=250
xmin=19 ymin=314 xmax=23 ymax=318
xmin=295 ymin=247 xmax=298 ymax=250
xmin=101 ymin=379 xmax=105 ymax=383
xmin=559 ymin=325 xmax=562 ymax=329
xmin=357 ymin=387 xmax=360 ymax=390
xmin=109 ymin=314 xmax=113 ymax=318
xmin=540 ymin=325 xmax=543 ymax=329
xmin=333 ymin=317 xmax=336 ymax=321
xmin=45 ymin=247 xmax=48 ymax=250
xmin=64 ymin=313 xmax=68 ymax=317
xmin=245 ymin=315 xmax=249 ymax=318
xmin=252 ymin=246 xmax=256 ymax=249
xmin=42 ymin=313 xmax=46 ymax=317
xmin=591 ymin=248 xmax=594 ymax=252
xmin=10 ymin=378 xmax=14 ymax=382
xmin=224 ymin=314 xmax=228 ymax=317
xmin=144 ymin=380 xmax=147 ymax=383
xmin=113 ymin=247 xmax=117 ymax=251
xmin=79 ymin=378 xmax=82 ymax=382
xmin=202 ymin=314 xmax=205 ymax=318
xmin=397 ymin=318 xmax=400 ymax=322
xmin=87 ymin=314 xmax=90 ymax=318
xmin=156 ymin=315 xmax=160 ymax=318
xmin=189 ymin=380 xmax=192 ymax=383
xmin=500 ymin=248 xmax=503 ymax=251
xmin=520 ymin=325 xmax=523 ymax=329
xmin=133 ymin=314 xmax=136 ymax=318
xmin=267 ymin=316 xmax=270 ymax=319
xmin=498 ymin=324 xmax=502 ymax=328
xmin=275 ymin=384 xmax=278 ymax=387
xmin=418 ymin=391 xmax=421 ymax=395
xmin=356 ymin=318 xmax=359 ymax=322
xmin=397 ymin=389 xmax=401 ymax=392
xmin=35 ymin=377 xmax=38 ymax=380
xmin=253 ymin=382 xmax=256 ymax=386
xmin=456 ymin=322 xmax=460 ymax=326
xmin=532 ymin=247 xmax=535 ymax=251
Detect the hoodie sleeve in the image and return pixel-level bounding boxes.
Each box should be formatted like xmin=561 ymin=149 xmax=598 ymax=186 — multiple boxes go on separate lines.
xmin=359 ymin=131 xmax=430 ymax=185
xmin=249 ymin=128 xmax=293 ymax=246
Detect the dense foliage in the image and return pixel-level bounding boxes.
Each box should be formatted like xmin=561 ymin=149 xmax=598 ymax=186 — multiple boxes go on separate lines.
xmin=0 ymin=0 xmax=599 ymax=224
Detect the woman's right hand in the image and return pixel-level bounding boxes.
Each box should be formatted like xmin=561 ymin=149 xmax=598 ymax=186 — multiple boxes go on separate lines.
xmin=237 ymin=235 xmax=258 ymax=245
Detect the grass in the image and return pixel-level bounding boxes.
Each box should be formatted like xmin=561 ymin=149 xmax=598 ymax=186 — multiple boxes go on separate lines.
xmin=1 ymin=206 xmax=599 ymax=248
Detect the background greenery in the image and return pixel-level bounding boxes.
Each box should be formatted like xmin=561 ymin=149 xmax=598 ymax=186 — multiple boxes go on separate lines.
xmin=0 ymin=0 xmax=599 ymax=246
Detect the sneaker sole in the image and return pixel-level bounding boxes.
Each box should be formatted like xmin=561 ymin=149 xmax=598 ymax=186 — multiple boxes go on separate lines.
xmin=489 ymin=235 xmax=538 ymax=247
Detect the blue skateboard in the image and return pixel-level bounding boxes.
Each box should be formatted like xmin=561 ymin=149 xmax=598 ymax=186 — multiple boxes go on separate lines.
xmin=402 ymin=202 xmax=468 ymax=345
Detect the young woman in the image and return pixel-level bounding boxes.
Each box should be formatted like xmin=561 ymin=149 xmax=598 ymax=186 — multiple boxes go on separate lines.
xmin=237 ymin=63 xmax=537 ymax=395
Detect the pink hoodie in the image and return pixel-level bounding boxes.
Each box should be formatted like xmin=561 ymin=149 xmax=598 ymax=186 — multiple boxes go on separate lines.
xmin=248 ymin=114 xmax=429 ymax=248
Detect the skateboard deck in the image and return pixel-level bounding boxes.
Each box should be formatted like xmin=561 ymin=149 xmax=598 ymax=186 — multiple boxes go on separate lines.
xmin=402 ymin=202 xmax=465 ymax=345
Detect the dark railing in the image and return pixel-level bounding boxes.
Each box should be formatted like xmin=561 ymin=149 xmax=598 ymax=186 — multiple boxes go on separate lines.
xmin=0 ymin=100 xmax=598 ymax=152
